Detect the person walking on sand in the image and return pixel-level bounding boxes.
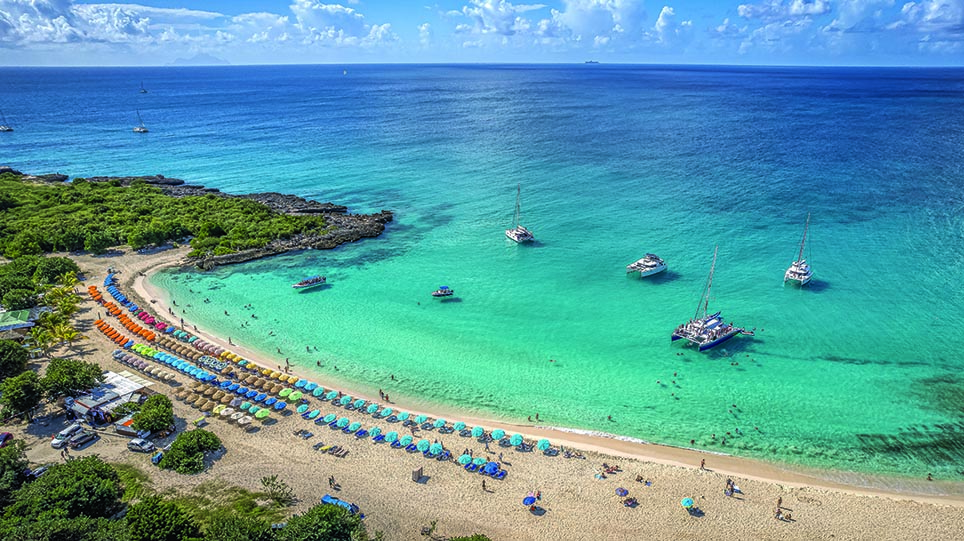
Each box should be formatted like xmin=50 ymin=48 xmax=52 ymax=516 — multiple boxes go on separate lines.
xmin=700 ymin=459 xmax=706 ymax=470
xmin=777 ymin=497 xmax=782 ymax=509
xmin=482 ymin=480 xmax=486 ymax=491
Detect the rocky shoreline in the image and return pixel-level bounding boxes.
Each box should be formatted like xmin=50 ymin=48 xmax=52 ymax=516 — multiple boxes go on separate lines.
xmin=2 ymin=166 xmax=393 ymax=269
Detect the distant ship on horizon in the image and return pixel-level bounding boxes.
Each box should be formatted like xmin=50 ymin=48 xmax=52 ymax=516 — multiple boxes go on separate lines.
xmin=585 ymin=60 xmax=600 ymax=64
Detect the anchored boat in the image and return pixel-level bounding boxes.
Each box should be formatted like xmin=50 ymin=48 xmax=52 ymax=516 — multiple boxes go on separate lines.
xmin=432 ymin=286 xmax=454 ymax=298
xmin=671 ymin=246 xmax=752 ymax=352
xmin=292 ymin=276 xmax=326 ymax=290
xmin=784 ymin=213 xmax=812 ymax=286
xmin=626 ymin=253 xmax=667 ymax=278
xmin=505 ymin=184 xmax=534 ymax=243
xmin=133 ymin=110 xmax=148 ymax=133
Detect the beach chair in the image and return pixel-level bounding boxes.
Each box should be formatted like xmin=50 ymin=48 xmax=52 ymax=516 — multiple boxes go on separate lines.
xmin=405 ymin=444 xmax=418 ymax=453
xmin=338 ymin=449 xmax=349 ymax=458
xmin=465 ymin=463 xmax=479 ymax=473
xmin=390 ymin=441 xmax=402 ymax=449
xmin=355 ymin=430 xmax=368 ymax=438
xmin=459 ymin=429 xmax=472 ymax=437
xmin=372 ymin=434 xmax=385 ymax=443
xmin=319 ymin=445 xmax=332 ymax=453
xmin=420 ymin=423 xmax=433 ymax=431
xmin=424 ymin=450 xmax=439 ymax=459
xmin=437 ymin=450 xmax=451 ymax=461
xmin=313 ymin=441 xmax=325 ymax=450
xmin=386 ymin=415 xmax=398 ymax=423
xmin=494 ymin=470 xmax=507 ymax=480
xmin=328 ymin=421 xmax=339 ymax=428
xmin=302 ymin=432 xmax=314 ymax=439
xmin=328 ymin=446 xmax=341 ymax=455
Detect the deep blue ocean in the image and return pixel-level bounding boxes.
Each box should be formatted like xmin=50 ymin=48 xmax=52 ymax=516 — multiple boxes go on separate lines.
xmin=3 ymin=64 xmax=964 ymax=483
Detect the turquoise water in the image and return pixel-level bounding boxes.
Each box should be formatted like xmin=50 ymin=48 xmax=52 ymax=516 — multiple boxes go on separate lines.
xmin=5 ymin=65 xmax=964 ymax=478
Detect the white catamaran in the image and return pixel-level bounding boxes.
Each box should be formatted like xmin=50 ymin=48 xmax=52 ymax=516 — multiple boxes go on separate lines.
xmin=784 ymin=213 xmax=812 ymax=286
xmin=672 ymin=246 xmax=752 ymax=352
xmin=626 ymin=253 xmax=667 ymax=278
xmin=133 ymin=110 xmax=148 ymax=133
xmin=505 ymin=184 xmax=534 ymax=243
xmin=0 ymin=110 xmax=12 ymax=132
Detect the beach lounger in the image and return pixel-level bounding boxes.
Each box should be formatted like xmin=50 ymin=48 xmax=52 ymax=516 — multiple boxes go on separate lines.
xmin=424 ymin=451 xmax=439 ymax=459
xmin=372 ymin=435 xmax=385 ymax=443
xmin=386 ymin=415 xmax=398 ymax=423
xmin=328 ymin=446 xmax=341 ymax=455
xmin=328 ymin=421 xmax=339 ymax=428
xmin=313 ymin=442 xmax=325 ymax=450
xmin=302 ymin=432 xmax=314 ymax=439
xmin=465 ymin=463 xmax=479 ymax=473
xmin=339 ymin=449 xmax=349 ymax=458
xmin=459 ymin=429 xmax=471 ymax=437
xmin=319 ymin=445 xmax=332 ymax=452
xmin=420 ymin=423 xmax=433 ymax=430
xmin=499 ymin=439 xmax=512 ymax=447
xmin=390 ymin=441 xmax=402 ymax=449
xmin=437 ymin=451 xmax=451 ymax=461
xmin=405 ymin=444 xmax=418 ymax=453
xmin=494 ymin=470 xmax=507 ymax=480
xmin=355 ymin=430 xmax=368 ymax=438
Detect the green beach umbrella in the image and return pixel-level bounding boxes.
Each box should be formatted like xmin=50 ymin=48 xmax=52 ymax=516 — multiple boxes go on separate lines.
xmin=399 ymin=435 xmax=413 ymax=447
xmin=279 ymin=388 xmax=292 ymax=398
xmin=415 ymin=414 xmax=428 ymax=424
xmin=337 ymin=417 xmax=350 ymax=428
xmin=366 ymin=404 xmax=379 ymax=414
xmin=454 ymin=422 xmax=466 ymax=431
xmin=458 ymin=453 xmax=472 ymax=465
xmin=353 ymin=399 xmax=366 ymax=409
xmin=416 ymin=439 xmax=430 ymax=452
xmin=249 ymin=406 xmax=261 ymax=414
xmin=240 ymin=402 xmax=251 ymax=411
xmin=397 ymin=412 xmax=410 ymax=421
xmin=510 ymin=434 xmax=524 ymax=446
xmin=429 ymin=442 xmax=443 ymax=455
xmin=385 ymin=431 xmax=399 ymax=443
xmin=491 ymin=429 xmax=505 ymax=440
xmin=307 ymin=409 xmax=320 ymax=419
xmin=296 ymin=404 xmax=309 ymax=414
xmin=312 ymin=387 xmax=326 ymax=397
xmin=348 ymin=422 xmax=361 ymax=432
xmin=255 ymin=409 xmax=270 ymax=419
xmin=339 ymin=395 xmax=352 ymax=406
xmin=325 ymin=390 xmax=339 ymax=400
xmin=324 ymin=413 xmax=337 ymax=423
xmin=369 ymin=427 xmax=382 ymax=438
xmin=290 ymin=391 xmax=303 ymax=401
xmin=380 ymin=407 xmax=393 ymax=417
xmin=537 ymin=438 xmax=551 ymax=451
xmin=433 ymin=418 xmax=446 ymax=429
xmin=473 ymin=457 xmax=487 ymax=466
xmin=471 ymin=426 xmax=484 ymax=438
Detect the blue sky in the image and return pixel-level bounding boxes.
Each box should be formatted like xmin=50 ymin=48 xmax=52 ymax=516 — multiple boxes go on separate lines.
xmin=1 ymin=1 xmax=962 ymax=66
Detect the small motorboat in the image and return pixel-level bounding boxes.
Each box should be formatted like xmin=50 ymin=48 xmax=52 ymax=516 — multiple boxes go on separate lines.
xmin=432 ymin=286 xmax=454 ymax=297
xmin=292 ymin=276 xmax=326 ymax=289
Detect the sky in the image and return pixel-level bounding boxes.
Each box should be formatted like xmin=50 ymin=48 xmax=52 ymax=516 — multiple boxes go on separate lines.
xmin=0 ymin=0 xmax=962 ymax=66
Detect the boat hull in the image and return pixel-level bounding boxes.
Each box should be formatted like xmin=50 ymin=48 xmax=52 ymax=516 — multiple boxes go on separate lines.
xmin=505 ymin=228 xmax=533 ymax=243
xmin=639 ymin=264 xmax=667 ymax=278
xmin=292 ymin=281 xmax=326 ymax=290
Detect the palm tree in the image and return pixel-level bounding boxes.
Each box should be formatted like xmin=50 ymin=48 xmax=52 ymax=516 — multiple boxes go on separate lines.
xmin=57 ymin=271 xmax=79 ymax=288
xmin=28 ymin=327 xmax=54 ymax=358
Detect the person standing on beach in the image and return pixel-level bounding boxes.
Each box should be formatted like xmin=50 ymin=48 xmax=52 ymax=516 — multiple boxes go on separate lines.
xmin=482 ymin=480 xmax=486 ymax=492
xmin=700 ymin=459 xmax=706 ymax=470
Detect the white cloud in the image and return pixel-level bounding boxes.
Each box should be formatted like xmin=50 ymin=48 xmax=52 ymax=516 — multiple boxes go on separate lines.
xmin=551 ymin=0 xmax=646 ymax=43
xmin=898 ymin=0 xmax=964 ymax=32
xmin=739 ymin=0 xmax=830 ymax=20
xmin=460 ymin=0 xmax=544 ymax=36
xmin=649 ymin=5 xmax=691 ymax=45
xmin=418 ymin=21 xmax=432 ymax=46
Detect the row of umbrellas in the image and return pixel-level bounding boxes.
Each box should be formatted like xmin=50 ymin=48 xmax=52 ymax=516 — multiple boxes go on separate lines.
xmin=111 ymin=349 xmax=176 ymax=381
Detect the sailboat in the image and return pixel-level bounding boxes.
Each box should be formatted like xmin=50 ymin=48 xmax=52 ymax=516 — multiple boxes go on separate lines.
xmin=133 ymin=110 xmax=148 ymax=133
xmin=784 ymin=213 xmax=812 ymax=286
xmin=671 ymin=246 xmax=752 ymax=352
xmin=505 ymin=184 xmax=534 ymax=243
xmin=0 ymin=110 xmax=12 ymax=132
xmin=139 ymin=81 xmax=148 ymax=94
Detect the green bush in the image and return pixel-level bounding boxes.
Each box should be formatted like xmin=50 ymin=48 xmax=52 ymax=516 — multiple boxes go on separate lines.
xmin=131 ymin=395 xmax=174 ymax=434
xmin=0 ymin=340 xmax=28 ymax=381
xmin=158 ymin=429 xmax=221 ymax=475
xmin=126 ymin=496 xmax=200 ymax=541
xmin=41 ymin=358 xmax=104 ymax=399
xmin=1 ymin=289 xmax=36 ymax=311
xmin=4 ymin=456 xmax=123 ymax=522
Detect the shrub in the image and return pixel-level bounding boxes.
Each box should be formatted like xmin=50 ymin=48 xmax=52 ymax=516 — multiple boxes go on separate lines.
xmin=158 ymin=429 xmax=221 ymax=475
xmin=131 ymin=394 xmax=173 ymax=434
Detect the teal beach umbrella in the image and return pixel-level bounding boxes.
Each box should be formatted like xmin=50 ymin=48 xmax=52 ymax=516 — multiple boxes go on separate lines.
xmin=415 ymin=415 xmax=428 ymax=424
xmin=325 ymin=390 xmax=339 ymax=400
xmin=537 ymin=438 xmax=551 ymax=451
xmin=454 ymin=422 xmax=466 ymax=431
xmin=367 ymin=404 xmax=379 ymax=414
xmin=369 ymin=427 xmax=382 ymax=438
xmin=312 ymin=387 xmax=326 ymax=397
xmin=324 ymin=413 xmax=337 ymax=423
xmin=491 ymin=429 xmax=505 ymax=440
xmin=307 ymin=409 xmax=320 ymax=419
xmin=433 ymin=418 xmax=446 ymax=429
xmin=397 ymin=412 xmax=410 ymax=421
xmin=353 ymin=399 xmax=366 ymax=409
xmin=473 ymin=456 xmax=487 ymax=466
xmin=296 ymin=404 xmax=309 ymax=414
xmin=399 ymin=435 xmax=413 ymax=447
xmin=380 ymin=407 xmax=393 ymax=417
xmin=385 ymin=431 xmax=399 ymax=443
xmin=471 ymin=426 xmax=484 ymax=438
xmin=337 ymin=417 xmax=350 ymax=428
xmin=510 ymin=434 xmax=524 ymax=446
xmin=416 ymin=439 xmax=430 ymax=452
xmin=429 ymin=442 xmax=443 ymax=455
xmin=339 ymin=395 xmax=352 ymax=405
xmin=458 ymin=454 xmax=472 ymax=465
xmin=348 ymin=422 xmax=361 ymax=432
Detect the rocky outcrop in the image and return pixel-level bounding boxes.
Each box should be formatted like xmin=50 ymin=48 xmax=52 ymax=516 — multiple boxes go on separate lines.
xmin=21 ymin=173 xmax=68 ymax=183
xmin=0 ymin=166 xmax=23 ymax=176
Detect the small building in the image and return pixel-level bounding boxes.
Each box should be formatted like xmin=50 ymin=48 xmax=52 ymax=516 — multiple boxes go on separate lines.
xmin=65 ymin=371 xmax=155 ymax=424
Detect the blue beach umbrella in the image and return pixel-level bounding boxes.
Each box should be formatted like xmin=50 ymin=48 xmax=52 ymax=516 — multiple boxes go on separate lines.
xmin=433 ymin=418 xmax=446 ymax=429
xmin=416 ymin=439 xmax=430 ymax=452
xmin=399 ymin=435 xmax=413 ymax=447
xmin=339 ymin=395 xmax=352 ymax=406
xmin=312 ymin=387 xmax=326 ymax=397
xmin=510 ymin=434 xmax=524 ymax=446
xmin=397 ymin=412 xmax=409 ymax=421
xmin=415 ymin=415 xmax=428 ymax=424
xmin=307 ymin=409 xmax=320 ymax=419
xmin=324 ymin=413 xmax=337 ymax=423
xmin=220 ymin=381 xmax=232 ymax=389
xmin=369 ymin=427 xmax=381 ymax=437
xmin=380 ymin=407 xmax=393 ymax=417
xmin=245 ymin=390 xmax=258 ymax=399
xmin=429 ymin=442 xmax=443 ymax=455
xmin=523 ymin=496 xmax=536 ymax=506
xmin=304 ymin=382 xmax=317 ymax=391
xmin=537 ymin=439 xmax=551 ymax=451
xmin=471 ymin=426 xmax=484 ymax=438
xmin=458 ymin=454 xmax=472 ymax=465
xmin=265 ymin=397 xmax=277 ymax=407
xmin=385 ymin=431 xmax=399 ymax=443
xmin=353 ymin=399 xmax=366 ymax=409
xmin=491 ymin=429 xmax=505 ymax=440
xmin=337 ymin=417 xmax=350 ymax=428
xmin=473 ymin=457 xmax=487 ymax=466
xmin=454 ymin=422 xmax=466 ymax=431
xmin=348 ymin=422 xmax=361 ymax=432
xmin=325 ymin=390 xmax=339 ymax=400
xmin=485 ymin=462 xmax=499 ymax=474
xmin=681 ymin=498 xmax=694 ymax=509
xmin=274 ymin=401 xmax=287 ymax=410
xmin=255 ymin=393 xmax=267 ymax=402
xmin=366 ymin=404 xmax=379 ymax=414
xmin=295 ymin=379 xmax=307 ymax=388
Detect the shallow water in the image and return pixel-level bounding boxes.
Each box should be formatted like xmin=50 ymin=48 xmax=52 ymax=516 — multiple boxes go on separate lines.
xmin=5 ymin=64 xmax=964 ymax=478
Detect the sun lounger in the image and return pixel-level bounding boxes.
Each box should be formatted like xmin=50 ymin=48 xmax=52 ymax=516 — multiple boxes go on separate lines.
xmin=339 ymin=449 xmax=349 ymax=458
xmin=405 ymin=444 xmax=418 ymax=452
xmin=459 ymin=429 xmax=471 ymax=437
xmin=319 ymin=445 xmax=332 ymax=452
xmin=313 ymin=441 xmax=325 ymax=450
xmin=543 ymin=448 xmax=559 ymax=457
xmin=465 ymin=463 xmax=479 ymax=473
xmin=302 ymin=432 xmax=314 ymax=439
xmin=386 ymin=415 xmax=398 ymax=423
xmin=328 ymin=421 xmax=339 ymax=428
xmin=499 ymin=439 xmax=512 ymax=447
xmin=424 ymin=451 xmax=439 ymax=459
xmin=420 ymin=422 xmax=433 ymax=430
xmin=494 ymin=470 xmax=507 ymax=480
xmin=355 ymin=430 xmax=368 ymax=438
xmin=390 ymin=441 xmax=402 ymax=449
xmin=372 ymin=434 xmax=385 ymax=443
xmin=328 ymin=446 xmax=341 ymax=455
xmin=437 ymin=451 xmax=451 ymax=461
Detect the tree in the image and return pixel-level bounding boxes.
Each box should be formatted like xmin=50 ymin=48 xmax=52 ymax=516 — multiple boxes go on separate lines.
xmin=0 ymin=515 xmax=130 ymax=541
xmin=203 ymin=513 xmax=273 ymax=541
xmin=4 ymin=456 xmax=123 ymax=522
xmin=0 ymin=274 xmax=35 ymax=302
xmin=41 ymin=358 xmax=104 ymax=400
xmin=49 ymin=323 xmax=82 ymax=352
xmin=1 ymin=289 xmax=37 ymax=311
xmin=0 ymin=339 xmax=28 ymax=381
xmin=32 ymin=258 xmax=79 ymax=286
xmin=0 ymin=441 xmax=29 ymax=507
xmin=0 ymin=371 xmax=43 ymax=420
xmin=260 ymin=475 xmax=295 ymax=507
xmin=273 ymin=504 xmax=368 ymax=541
xmin=27 ymin=328 xmax=54 ymax=359
xmin=131 ymin=395 xmax=174 ymax=434
xmin=83 ymin=231 xmax=114 ymax=255
xmin=158 ymin=429 xmax=221 ymax=475
xmin=126 ymin=496 xmax=200 ymax=541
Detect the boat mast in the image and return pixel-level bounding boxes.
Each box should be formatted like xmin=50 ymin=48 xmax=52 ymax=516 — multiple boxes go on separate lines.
xmin=796 ymin=212 xmax=810 ymax=262
xmin=694 ymin=246 xmax=718 ymax=320
xmin=514 ymin=183 xmax=522 ymax=227
xmin=136 ymin=109 xmax=144 ymax=127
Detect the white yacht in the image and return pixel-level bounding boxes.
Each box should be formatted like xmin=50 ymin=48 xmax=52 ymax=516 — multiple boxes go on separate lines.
xmin=672 ymin=246 xmax=752 ymax=352
xmin=784 ymin=213 xmax=812 ymax=286
xmin=626 ymin=253 xmax=667 ymax=278
xmin=505 ymin=184 xmax=534 ymax=243
xmin=133 ymin=110 xmax=148 ymax=133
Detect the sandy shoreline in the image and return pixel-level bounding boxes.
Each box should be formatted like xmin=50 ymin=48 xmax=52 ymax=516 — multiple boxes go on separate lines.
xmin=125 ymin=247 xmax=964 ymax=504
xmin=9 ymin=245 xmax=959 ymax=540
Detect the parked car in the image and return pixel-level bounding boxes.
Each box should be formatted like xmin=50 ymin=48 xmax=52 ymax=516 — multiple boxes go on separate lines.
xmin=68 ymin=430 xmax=98 ymax=449
xmin=127 ymin=438 xmax=156 ymax=453
xmin=51 ymin=423 xmax=84 ymax=449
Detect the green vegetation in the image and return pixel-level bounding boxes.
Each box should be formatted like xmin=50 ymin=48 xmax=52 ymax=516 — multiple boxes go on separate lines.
xmin=126 ymin=496 xmax=201 ymax=541
xmin=0 ymin=371 xmax=43 ymax=420
xmin=132 ymin=394 xmax=174 ymax=434
xmin=260 ymin=475 xmax=295 ymax=507
xmin=112 ymin=463 xmax=153 ymax=503
xmin=0 ymin=441 xmax=29 ymax=507
xmin=0 ymin=340 xmax=28 ymax=381
xmin=111 ymin=401 xmax=142 ymax=418
xmin=272 ymin=504 xmax=364 ymax=541
xmin=0 ymin=173 xmax=331 ymax=258
xmin=158 ymin=429 xmax=221 ymax=474
xmin=4 ymin=456 xmax=123 ymax=522
xmin=41 ymin=358 xmax=104 ymax=399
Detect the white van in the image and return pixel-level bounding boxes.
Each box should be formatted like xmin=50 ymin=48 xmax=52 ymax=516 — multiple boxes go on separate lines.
xmin=51 ymin=423 xmax=83 ymax=449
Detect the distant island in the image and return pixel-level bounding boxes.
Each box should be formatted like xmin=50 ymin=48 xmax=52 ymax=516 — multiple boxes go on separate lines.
xmin=168 ymin=53 xmax=230 ymax=66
